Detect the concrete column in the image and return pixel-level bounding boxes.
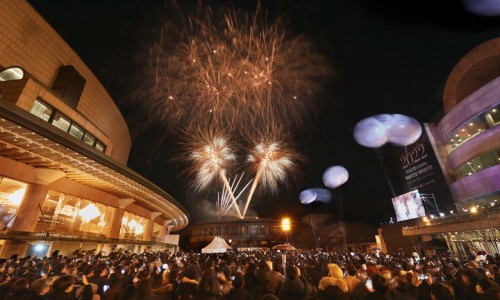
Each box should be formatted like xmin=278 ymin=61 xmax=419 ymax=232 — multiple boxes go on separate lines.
xmin=12 ymin=183 xmax=49 ymax=232
xmin=12 ymin=168 xmax=65 ymax=232
xmin=144 ymin=212 xmax=161 ymax=242
xmin=109 ymin=198 xmax=135 ymax=239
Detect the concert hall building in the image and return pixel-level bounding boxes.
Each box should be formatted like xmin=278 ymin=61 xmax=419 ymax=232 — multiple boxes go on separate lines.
xmin=383 ymin=38 xmax=500 ymax=256
xmin=0 ymin=1 xmax=189 ymax=258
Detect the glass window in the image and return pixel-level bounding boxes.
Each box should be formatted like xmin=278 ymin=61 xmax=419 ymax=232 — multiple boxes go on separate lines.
xmin=120 ymin=211 xmax=147 ymax=240
xmin=0 ymin=177 xmax=28 ymax=229
xmin=30 ymin=99 xmax=53 ymax=122
xmin=82 ymin=132 xmax=96 ymax=147
xmin=447 ymin=104 xmax=500 ymax=152
xmin=455 ymin=149 xmax=500 ymax=180
xmin=51 ymin=112 xmax=71 ymax=132
xmin=152 ymin=222 xmax=163 ymax=242
xmin=231 ymin=226 xmax=239 ymax=235
xmin=485 ymin=107 xmax=499 ymax=125
xmin=95 ymin=141 xmax=106 ymax=152
xmin=68 ymin=123 xmax=84 ymax=140
xmin=37 ymin=191 xmax=114 ymax=237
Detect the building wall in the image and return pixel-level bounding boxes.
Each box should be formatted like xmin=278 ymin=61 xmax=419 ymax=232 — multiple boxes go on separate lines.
xmin=434 ymin=38 xmax=500 ymax=207
xmin=0 ymin=0 xmax=131 ymax=163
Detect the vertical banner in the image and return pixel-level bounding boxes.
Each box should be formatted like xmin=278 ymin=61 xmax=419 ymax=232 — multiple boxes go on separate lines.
xmin=393 ymin=126 xmax=455 ymax=216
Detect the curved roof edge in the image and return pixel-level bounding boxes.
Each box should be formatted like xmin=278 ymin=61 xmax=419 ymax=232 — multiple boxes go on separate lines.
xmin=0 ymin=100 xmax=190 ymax=225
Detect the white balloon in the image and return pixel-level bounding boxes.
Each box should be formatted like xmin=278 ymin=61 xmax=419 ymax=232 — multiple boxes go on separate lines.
xmin=323 ymin=166 xmax=349 ymax=189
xmin=462 ymin=0 xmax=500 ymax=16
xmin=387 ymin=114 xmax=422 ymax=146
xmin=313 ymin=188 xmax=333 ymax=203
xmin=299 ymin=189 xmax=317 ymax=204
xmin=372 ymin=114 xmax=395 ymax=130
xmin=299 ymin=188 xmax=332 ymax=205
xmin=353 ymin=117 xmax=388 ymax=148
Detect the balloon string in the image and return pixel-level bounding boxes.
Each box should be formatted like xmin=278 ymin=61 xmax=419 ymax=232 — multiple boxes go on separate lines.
xmin=336 ymin=188 xmax=347 ymax=253
xmin=375 ymin=148 xmax=396 ymax=197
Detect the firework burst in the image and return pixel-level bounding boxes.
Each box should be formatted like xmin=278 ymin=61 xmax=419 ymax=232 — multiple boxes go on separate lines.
xmin=241 ymin=128 xmax=301 ymax=218
xmin=180 ymin=127 xmax=244 ymax=218
xmin=135 ymin=2 xmax=331 ymax=134
xmin=128 ymin=2 xmax=330 ymax=212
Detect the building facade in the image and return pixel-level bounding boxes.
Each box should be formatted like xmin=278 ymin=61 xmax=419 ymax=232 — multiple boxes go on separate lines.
xmin=396 ymin=38 xmax=500 ymax=256
xmin=0 ymin=1 xmax=189 ymax=258
xmin=184 ymin=218 xmax=311 ymax=251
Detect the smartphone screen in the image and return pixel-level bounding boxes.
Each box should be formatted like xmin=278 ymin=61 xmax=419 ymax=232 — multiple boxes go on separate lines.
xmin=103 ymin=285 xmax=110 ymax=293
xmin=77 ymin=273 xmax=83 ymax=281
xmin=365 ymin=279 xmax=373 ymax=290
xmin=418 ymin=274 xmax=428 ymax=280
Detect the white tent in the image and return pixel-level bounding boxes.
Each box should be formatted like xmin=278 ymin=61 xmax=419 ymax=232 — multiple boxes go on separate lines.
xmin=201 ymin=236 xmax=232 ymax=253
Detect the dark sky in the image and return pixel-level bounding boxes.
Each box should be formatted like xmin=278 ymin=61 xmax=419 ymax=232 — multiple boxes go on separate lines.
xmin=27 ymin=0 xmax=500 ymax=225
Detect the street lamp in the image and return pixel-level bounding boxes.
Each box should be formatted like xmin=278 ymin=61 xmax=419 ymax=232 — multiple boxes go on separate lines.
xmin=281 ymin=217 xmax=291 ymax=243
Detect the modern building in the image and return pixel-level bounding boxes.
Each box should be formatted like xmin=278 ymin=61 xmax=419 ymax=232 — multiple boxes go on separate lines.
xmin=381 ymin=38 xmax=500 ymax=256
xmin=0 ymin=1 xmax=189 ymax=258
xmin=184 ymin=217 xmax=311 ymax=251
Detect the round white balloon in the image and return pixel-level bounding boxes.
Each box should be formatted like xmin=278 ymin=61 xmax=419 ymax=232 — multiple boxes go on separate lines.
xmin=387 ymin=114 xmax=422 ymax=146
xmin=323 ymin=165 xmax=349 ymax=189
xmin=353 ymin=117 xmax=388 ymax=148
xmin=372 ymin=114 xmax=395 ymax=131
xmin=462 ymin=0 xmax=500 ymax=16
xmin=299 ymin=189 xmax=317 ymax=204
xmin=313 ymin=188 xmax=333 ymax=203
xmin=299 ymin=188 xmax=332 ymax=205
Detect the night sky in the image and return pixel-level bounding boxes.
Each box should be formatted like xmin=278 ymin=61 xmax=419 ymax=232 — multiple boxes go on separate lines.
xmin=27 ymin=0 xmax=500 ymax=225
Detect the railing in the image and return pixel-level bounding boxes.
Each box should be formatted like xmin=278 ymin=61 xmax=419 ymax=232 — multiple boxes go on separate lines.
xmin=0 ymin=230 xmax=177 ymax=247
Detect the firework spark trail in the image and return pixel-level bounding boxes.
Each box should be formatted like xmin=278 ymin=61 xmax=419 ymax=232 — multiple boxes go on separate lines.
xmin=181 ymin=129 xmax=242 ymax=218
xmin=222 ymin=173 xmax=253 ymax=217
xmin=242 ymin=140 xmax=296 ymax=218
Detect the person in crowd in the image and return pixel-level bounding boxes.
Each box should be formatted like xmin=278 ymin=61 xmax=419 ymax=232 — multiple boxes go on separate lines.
xmin=318 ymin=263 xmax=348 ymax=295
xmin=474 ymin=278 xmax=500 ymax=300
xmin=278 ymin=265 xmax=307 ymax=300
xmin=366 ymin=274 xmax=391 ymax=300
xmin=193 ymin=268 xmax=221 ymax=300
xmin=47 ymin=274 xmax=77 ymax=300
xmin=76 ymin=283 xmax=100 ymax=300
xmin=225 ymin=272 xmax=255 ymax=300
xmin=29 ymin=278 xmax=50 ymax=300
xmin=264 ymin=261 xmax=283 ymax=295
xmin=4 ymin=278 xmax=31 ymax=300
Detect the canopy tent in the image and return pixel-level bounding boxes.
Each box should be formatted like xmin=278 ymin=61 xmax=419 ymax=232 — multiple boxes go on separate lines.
xmin=201 ymin=236 xmax=232 ymax=253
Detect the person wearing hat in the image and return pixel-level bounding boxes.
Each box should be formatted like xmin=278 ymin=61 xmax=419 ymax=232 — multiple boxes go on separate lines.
xmin=318 ymin=263 xmax=348 ymax=293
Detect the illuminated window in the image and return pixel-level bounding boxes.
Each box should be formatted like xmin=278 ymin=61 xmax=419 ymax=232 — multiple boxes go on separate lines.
xmin=29 ymin=99 xmax=107 ymax=152
xmin=95 ymin=141 xmax=106 ymax=153
xmin=82 ymin=132 xmax=96 ymax=147
xmin=51 ymin=112 xmax=71 ymax=132
xmin=120 ymin=211 xmax=147 ymax=240
xmin=455 ymin=149 xmax=500 ymax=180
xmin=0 ymin=177 xmax=28 ymax=229
xmin=37 ymin=190 xmax=114 ymax=237
xmin=152 ymin=222 xmax=163 ymax=242
xmin=30 ymin=99 xmax=53 ymax=121
xmin=68 ymin=123 xmax=84 ymax=140
xmin=447 ymin=104 xmax=500 ymax=152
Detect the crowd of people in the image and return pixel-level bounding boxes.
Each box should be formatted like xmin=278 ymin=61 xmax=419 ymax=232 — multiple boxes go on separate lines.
xmin=0 ymin=247 xmax=498 ymax=300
